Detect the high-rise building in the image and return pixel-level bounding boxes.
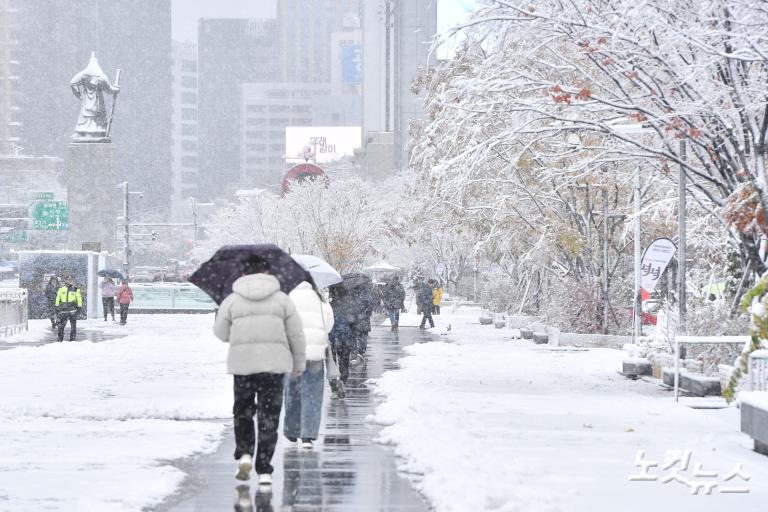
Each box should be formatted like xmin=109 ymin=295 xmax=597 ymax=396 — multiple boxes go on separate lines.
xmin=277 ymin=0 xmax=360 ymax=83
xmin=171 ymin=41 xmax=199 ymax=213
xmin=0 ymin=0 xmax=20 ymax=154
xmin=12 ymin=0 xmax=172 ymax=206
xmin=361 ymin=0 xmax=437 ymax=174
xmin=240 ymin=82 xmax=330 ymax=190
xmin=197 ymin=18 xmax=278 ymax=199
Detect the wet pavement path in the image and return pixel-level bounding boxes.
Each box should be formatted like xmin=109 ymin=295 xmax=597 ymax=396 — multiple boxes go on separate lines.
xmin=0 ymin=319 xmax=128 ymax=350
xmin=159 ymin=325 xmax=437 ymax=512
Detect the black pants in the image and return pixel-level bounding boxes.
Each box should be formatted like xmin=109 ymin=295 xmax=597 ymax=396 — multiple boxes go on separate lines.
xmin=433 ymin=305 xmax=440 ymax=315
xmin=102 ymin=297 xmax=115 ymax=320
xmin=48 ymin=303 xmax=58 ymax=328
xmin=334 ymin=343 xmax=351 ymax=384
xmin=420 ymin=309 xmax=434 ymax=328
xmin=119 ymin=304 xmax=129 ymax=324
xmin=57 ymin=311 xmax=77 ymax=341
xmin=351 ymin=329 xmax=368 ymax=356
xmin=233 ymin=373 xmax=284 ymax=474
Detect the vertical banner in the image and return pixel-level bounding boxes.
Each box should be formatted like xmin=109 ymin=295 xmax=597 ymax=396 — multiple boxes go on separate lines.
xmin=640 ymin=237 xmax=677 ymax=301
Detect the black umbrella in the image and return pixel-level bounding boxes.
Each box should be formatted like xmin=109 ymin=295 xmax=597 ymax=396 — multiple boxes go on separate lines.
xmin=188 ymin=244 xmax=311 ymax=305
xmin=97 ymin=268 xmax=125 ymax=279
xmin=339 ymin=272 xmax=372 ymax=290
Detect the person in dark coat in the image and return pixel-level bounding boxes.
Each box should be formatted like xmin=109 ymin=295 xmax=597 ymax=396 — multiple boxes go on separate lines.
xmin=330 ymin=273 xmax=376 ymax=361
xmin=328 ymin=303 xmax=353 ymax=384
xmin=382 ymin=275 xmax=406 ymax=332
xmin=416 ymin=279 xmax=435 ymax=329
xmin=44 ymin=276 xmax=60 ymax=329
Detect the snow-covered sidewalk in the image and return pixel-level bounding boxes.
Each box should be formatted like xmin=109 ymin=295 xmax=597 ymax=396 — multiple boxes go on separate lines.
xmin=371 ymin=307 xmax=768 ymax=512
xmin=0 ymin=314 xmax=230 ymax=511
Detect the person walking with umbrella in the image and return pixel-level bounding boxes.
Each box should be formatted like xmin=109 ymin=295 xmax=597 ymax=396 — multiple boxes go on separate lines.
xmin=101 ymin=277 xmax=117 ymax=321
xmin=284 ymin=278 xmax=335 ymax=449
xmin=212 ymin=254 xmax=306 ymax=486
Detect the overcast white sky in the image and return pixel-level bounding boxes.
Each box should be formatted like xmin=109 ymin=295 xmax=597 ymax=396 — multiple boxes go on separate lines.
xmin=172 ymin=0 xmax=476 ymax=43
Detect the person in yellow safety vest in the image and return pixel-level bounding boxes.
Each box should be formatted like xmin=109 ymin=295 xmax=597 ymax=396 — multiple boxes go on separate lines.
xmin=432 ymin=282 xmax=443 ymax=315
xmin=55 ymin=275 xmax=83 ymax=342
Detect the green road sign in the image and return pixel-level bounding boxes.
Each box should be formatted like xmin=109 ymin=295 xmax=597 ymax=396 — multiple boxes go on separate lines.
xmin=0 ymin=229 xmax=27 ymax=243
xmin=32 ymin=201 xmax=68 ymax=230
xmin=35 ymin=192 xmax=54 ymax=200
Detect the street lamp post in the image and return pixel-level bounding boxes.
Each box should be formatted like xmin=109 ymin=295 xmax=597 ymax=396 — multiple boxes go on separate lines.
xmin=119 ymin=181 xmax=143 ymax=279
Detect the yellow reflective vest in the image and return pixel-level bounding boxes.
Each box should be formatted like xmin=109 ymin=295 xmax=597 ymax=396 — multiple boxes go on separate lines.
xmin=55 ymin=285 xmax=83 ymax=308
xmin=433 ymin=287 xmax=443 ymax=306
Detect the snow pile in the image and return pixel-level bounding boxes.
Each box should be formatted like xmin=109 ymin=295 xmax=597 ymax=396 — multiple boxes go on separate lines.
xmin=371 ymin=307 xmax=768 ymax=512
xmin=0 ymin=314 xmax=230 ymax=511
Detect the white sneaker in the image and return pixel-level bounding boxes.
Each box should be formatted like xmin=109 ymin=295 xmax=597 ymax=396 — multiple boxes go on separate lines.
xmin=235 ymin=454 xmax=253 ymax=481
xmin=257 ymin=473 xmax=272 ymax=487
xmin=301 ymin=439 xmax=314 ymax=449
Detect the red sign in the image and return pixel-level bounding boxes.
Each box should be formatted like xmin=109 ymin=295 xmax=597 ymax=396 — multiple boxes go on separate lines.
xmin=281 ymin=163 xmax=328 ymax=196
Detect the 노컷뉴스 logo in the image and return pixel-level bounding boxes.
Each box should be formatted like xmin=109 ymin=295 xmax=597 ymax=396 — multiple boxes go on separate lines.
xmin=629 ymin=449 xmax=750 ymax=494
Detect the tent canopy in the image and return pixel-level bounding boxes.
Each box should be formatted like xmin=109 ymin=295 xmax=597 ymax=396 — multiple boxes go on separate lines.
xmin=364 ymin=260 xmax=400 ymax=272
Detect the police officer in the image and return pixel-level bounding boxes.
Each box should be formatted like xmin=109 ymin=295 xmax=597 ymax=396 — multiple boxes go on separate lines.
xmin=55 ymin=275 xmax=83 ymax=342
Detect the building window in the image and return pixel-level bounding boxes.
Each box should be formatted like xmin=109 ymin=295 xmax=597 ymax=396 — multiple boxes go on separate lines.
xmin=291 ymin=105 xmax=311 ymax=113
xmin=181 ymin=60 xmax=197 ymax=73
xmin=246 ymin=130 xmax=267 ymax=140
xmin=181 ymin=76 xmax=197 ymax=88
xmin=269 ymin=105 xmax=290 ymax=113
xmin=246 ymin=117 xmax=266 ymax=126
xmin=182 ymin=92 xmax=197 ymax=105
xmin=181 ymin=124 xmax=197 ymax=136
xmin=270 ymin=144 xmax=284 ymax=152
xmin=181 ymin=108 xmax=197 ymax=121
xmin=247 ymin=143 xmax=267 ymax=151
xmin=181 ymin=156 xmax=198 ymax=168
xmin=247 ymin=105 xmax=266 ymax=113
xmin=269 ymin=131 xmax=283 ymax=140
xmin=182 ymin=140 xmax=197 ymax=151
xmin=293 ymin=118 xmax=313 ymax=125
xmin=269 ymin=157 xmax=283 ymax=165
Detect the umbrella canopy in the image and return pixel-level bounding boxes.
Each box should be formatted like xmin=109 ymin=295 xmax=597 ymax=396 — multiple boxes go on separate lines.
xmin=97 ymin=268 xmax=125 ymax=279
xmin=363 ymin=260 xmax=400 ymax=272
xmin=338 ymin=272 xmax=372 ymax=291
xmin=292 ymin=254 xmax=342 ymax=289
xmin=188 ymin=244 xmax=310 ymax=305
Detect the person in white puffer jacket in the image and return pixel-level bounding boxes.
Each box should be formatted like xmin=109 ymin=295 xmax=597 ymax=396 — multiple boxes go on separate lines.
xmin=213 ymin=256 xmax=306 ymax=485
xmin=284 ymin=280 xmax=335 ymax=449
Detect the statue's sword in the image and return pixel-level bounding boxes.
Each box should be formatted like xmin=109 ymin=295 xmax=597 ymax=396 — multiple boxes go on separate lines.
xmin=106 ymin=69 xmax=121 ymax=138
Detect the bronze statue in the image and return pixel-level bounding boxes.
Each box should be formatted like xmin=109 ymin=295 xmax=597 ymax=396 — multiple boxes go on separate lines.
xmin=70 ymin=53 xmax=121 ymax=142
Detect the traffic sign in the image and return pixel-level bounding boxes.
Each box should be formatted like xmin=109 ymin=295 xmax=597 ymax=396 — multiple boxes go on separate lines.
xmin=0 ymin=229 xmax=27 ymax=243
xmin=32 ymin=201 xmax=68 ymax=230
xmin=35 ymin=192 xmax=54 ymax=200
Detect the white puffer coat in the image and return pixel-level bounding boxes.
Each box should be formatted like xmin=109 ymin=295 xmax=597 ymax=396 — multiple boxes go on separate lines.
xmin=288 ymin=281 xmax=334 ymax=362
xmin=214 ymin=274 xmax=306 ymax=375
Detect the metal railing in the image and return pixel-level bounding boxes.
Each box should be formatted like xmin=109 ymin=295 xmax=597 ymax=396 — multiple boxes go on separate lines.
xmin=0 ymin=288 xmax=28 ymax=337
xmin=749 ymin=350 xmax=768 ymax=392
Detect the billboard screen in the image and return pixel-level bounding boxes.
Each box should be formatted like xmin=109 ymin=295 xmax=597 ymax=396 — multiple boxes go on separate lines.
xmin=285 ymin=126 xmax=361 ymax=164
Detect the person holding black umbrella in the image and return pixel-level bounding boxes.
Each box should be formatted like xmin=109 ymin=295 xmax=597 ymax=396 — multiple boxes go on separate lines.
xmin=213 ymin=254 xmax=306 ymax=487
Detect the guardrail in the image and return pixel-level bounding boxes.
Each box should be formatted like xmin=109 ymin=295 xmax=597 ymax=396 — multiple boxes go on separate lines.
xmin=131 ymin=282 xmax=215 ymax=311
xmin=0 ymin=288 xmax=28 ymax=337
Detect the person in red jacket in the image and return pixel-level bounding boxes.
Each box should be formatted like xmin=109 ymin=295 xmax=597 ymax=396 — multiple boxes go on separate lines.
xmin=116 ymin=279 xmax=134 ymax=325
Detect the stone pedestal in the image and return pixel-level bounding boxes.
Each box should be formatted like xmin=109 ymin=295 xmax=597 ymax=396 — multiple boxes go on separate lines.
xmin=65 ymin=143 xmax=117 ymax=251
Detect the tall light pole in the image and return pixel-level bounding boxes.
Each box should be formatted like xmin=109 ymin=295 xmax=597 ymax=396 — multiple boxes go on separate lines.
xmin=633 ymin=166 xmax=642 ymax=341
xmin=119 ymin=182 xmax=143 ymax=280
xmin=677 ymin=140 xmax=686 ymax=332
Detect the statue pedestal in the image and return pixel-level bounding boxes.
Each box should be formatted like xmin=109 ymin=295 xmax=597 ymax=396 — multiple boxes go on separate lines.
xmin=65 ymin=142 xmax=117 ymax=251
